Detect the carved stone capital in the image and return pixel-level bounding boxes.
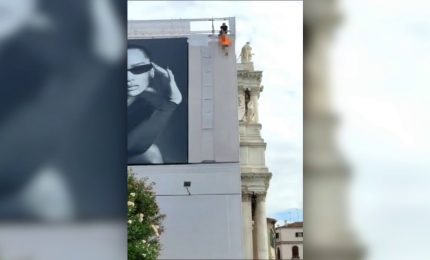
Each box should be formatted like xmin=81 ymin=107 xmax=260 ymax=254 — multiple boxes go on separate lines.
xmin=242 ymin=193 xmax=253 ymax=202
xmin=255 ymin=193 xmax=267 ymax=202
xmin=241 ymin=170 xmax=272 ymax=194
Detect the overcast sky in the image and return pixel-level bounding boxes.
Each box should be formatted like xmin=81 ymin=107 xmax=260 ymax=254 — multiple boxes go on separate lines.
xmin=128 ymin=1 xmax=303 ymax=223
xmin=332 ymin=0 xmax=430 ymax=259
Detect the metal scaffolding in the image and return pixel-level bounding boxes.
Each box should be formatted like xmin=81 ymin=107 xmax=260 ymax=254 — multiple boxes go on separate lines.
xmin=128 ymin=17 xmax=236 ymax=39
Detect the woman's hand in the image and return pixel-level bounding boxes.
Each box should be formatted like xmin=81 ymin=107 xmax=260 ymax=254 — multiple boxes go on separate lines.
xmin=151 ymin=62 xmax=182 ymax=104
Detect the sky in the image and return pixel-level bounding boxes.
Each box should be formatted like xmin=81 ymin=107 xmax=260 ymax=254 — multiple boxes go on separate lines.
xmin=331 ymin=0 xmax=430 ymax=259
xmin=128 ymin=1 xmax=303 ymax=224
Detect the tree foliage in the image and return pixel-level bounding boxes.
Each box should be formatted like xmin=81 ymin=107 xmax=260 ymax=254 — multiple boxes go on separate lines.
xmin=128 ymin=173 xmax=165 ymax=260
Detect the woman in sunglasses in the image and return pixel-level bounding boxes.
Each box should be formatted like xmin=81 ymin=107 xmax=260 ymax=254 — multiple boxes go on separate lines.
xmin=127 ymin=45 xmax=182 ymax=164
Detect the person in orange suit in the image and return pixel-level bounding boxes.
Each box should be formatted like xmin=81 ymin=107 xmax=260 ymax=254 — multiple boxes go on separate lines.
xmin=218 ymin=23 xmax=231 ymax=47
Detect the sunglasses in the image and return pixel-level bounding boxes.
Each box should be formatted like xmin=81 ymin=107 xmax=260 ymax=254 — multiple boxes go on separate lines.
xmin=128 ymin=63 xmax=153 ymax=75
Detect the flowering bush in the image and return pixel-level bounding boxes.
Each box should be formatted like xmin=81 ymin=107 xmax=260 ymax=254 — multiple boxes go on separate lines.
xmin=128 ymin=173 xmax=165 ymax=260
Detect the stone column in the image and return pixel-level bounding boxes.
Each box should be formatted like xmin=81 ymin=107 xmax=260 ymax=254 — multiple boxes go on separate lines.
xmin=254 ymin=194 xmax=269 ymax=259
xmin=242 ymin=193 xmax=253 ymax=259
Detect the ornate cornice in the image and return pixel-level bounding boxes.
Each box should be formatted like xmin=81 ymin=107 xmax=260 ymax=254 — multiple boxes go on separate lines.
xmin=241 ymin=170 xmax=271 ymax=193
xmin=237 ymin=72 xmax=263 ymax=93
xmin=237 ymin=70 xmax=262 ymax=81
xmin=237 ymin=84 xmax=263 ymax=96
xmin=240 ymin=122 xmax=262 ymax=127
xmin=276 ymin=241 xmax=304 ymax=245
xmin=241 ymin=171 xmax=272 ymax=181
xmin=242 ymin=191 xmax=267 ymax=197
xmin=240 ymin=141 xmax=266 ymax=148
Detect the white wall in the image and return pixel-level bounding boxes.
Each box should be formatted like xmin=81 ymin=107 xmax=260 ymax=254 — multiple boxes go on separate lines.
xmin=277 ymin=227 xmax=303 ymax=260
xmin=131 ymin=163 xmax=243 ymax=259
xmin=280 ymin=227 xmax=303 ymax=242
xmin=188 ymin=33 xmax=239 ymax=163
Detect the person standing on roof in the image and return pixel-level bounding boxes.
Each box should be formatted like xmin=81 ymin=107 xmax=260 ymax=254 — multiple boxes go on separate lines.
xmin=219 ymin=22 xmax=228 ymax=36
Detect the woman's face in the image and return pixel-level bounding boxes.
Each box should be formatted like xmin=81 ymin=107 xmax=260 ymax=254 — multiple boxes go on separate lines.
xmin=127 ymin=48 xmax=152 ymax=97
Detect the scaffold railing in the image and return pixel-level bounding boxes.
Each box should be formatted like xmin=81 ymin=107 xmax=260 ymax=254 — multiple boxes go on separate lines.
xmin=128 ymin=17 xmax=236 ymax=39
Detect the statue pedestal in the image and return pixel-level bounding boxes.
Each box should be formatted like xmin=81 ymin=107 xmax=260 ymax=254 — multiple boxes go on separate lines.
xmin=237 ymin=62 xmax=254 ymax=71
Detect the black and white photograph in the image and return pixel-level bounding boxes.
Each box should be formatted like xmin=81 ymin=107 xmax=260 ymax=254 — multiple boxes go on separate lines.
xmin=127 ymin=38 xmax=188 ymax=165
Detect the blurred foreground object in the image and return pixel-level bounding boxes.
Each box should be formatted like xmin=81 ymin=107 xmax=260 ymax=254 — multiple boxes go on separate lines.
xmin=0 ymin=0 xmax=126 ymax=259
xmin=0 ymin=0 xmax=125 ymax=222
xmin=304 ymin=0 xmax=363 ymax=259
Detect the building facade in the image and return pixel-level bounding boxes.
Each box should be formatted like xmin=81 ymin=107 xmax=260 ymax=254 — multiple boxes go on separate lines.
xmin=276 ymin=222 xmax=304 ymax=260
xmin=128 ymin=18 xmax=244 ymax=259
xmin=237 ymin=43 xmax=272 ymax=260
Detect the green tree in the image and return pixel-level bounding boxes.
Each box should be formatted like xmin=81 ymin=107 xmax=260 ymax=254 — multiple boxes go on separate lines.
xmin=128 ymin=173 xmax=165 ymax=260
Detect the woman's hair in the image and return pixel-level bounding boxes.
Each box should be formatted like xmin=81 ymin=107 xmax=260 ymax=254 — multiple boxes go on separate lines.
xmin=127 ymin=43 xmax=152 ymax=61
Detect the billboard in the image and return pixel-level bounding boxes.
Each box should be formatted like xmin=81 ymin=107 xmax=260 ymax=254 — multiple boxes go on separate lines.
xmin=127 ymin=38 xmax=188 ymax=165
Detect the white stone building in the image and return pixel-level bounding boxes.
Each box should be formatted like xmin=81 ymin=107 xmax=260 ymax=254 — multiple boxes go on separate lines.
xmin=276 ymin=222 xmax=304 ymax=260
xmin=237 ymin=44 xmax=273 ymax=260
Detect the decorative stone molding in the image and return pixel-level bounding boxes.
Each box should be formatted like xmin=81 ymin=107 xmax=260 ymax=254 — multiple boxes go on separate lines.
xmin=237 ymin=71 xmax=262 ymax=82
xmin=304 ymin=0 xmax=364 ymax=259
xmin=241 ymin=170 xmax=272 ymax=194
xmin=242 ymin=172 xmax=271 ymax=178
xmin=237 ymin=85 xmax=262 ymax=96
xmin=276 ymin=241 xmax=304 ymax=245
xmin=240 ymin=141 xmax=266 ymax=148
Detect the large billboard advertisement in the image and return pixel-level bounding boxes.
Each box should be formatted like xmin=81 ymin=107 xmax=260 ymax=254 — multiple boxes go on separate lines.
xmin=127 ymin=38 xmax=188 ymax=165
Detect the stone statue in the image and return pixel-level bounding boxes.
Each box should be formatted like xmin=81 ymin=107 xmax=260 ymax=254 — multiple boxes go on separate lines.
xmin=244 ymin=89 xmax=255 ymax=122
xmin=246 ymin=99 xmax=255 ymax=122
xmin=238 ymin=92 xmax=246 ymax=121
xmin=240 ymin=42 xmax=253 ymax=63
